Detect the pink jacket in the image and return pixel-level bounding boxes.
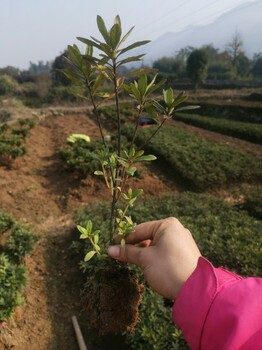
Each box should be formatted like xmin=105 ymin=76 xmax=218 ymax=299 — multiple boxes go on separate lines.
xmin=172 ymin=257 xmax=262 ymax=349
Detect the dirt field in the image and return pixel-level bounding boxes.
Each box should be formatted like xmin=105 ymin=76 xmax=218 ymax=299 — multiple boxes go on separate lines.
xmin=0 ymin=108 xmax=261 ymax=349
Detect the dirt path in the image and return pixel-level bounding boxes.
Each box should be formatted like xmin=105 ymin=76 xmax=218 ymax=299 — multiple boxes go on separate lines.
xmin=0 ymin=112 xmax=177 ymax=350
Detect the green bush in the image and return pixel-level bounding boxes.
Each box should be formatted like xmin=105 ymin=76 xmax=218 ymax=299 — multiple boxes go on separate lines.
xmin=74 ymin=192 xmax=262 ymax=349
xmin=0 ymin=213 xmax=38 ymax=323
xmin=3 ymin=225 xmax=38 ymax=264
xmin=0 ymin=212 xmax=14 ymax=234
xmin=60 ymin=139 xmax=104 ymax=177
xmin=0 ymin=118 xmax=35 ymax=164
xmin=175 ymin=113 xmax=262 ymax=144
xmin=0 ymin=254 xmax=26 ymax=322
xmin=241 ymin=186 xmax=262 ymax=219
xmin=0 ymin=75 xmax=18 ymax=95
xmin=124 ymin=125 xmax=262 ymax=189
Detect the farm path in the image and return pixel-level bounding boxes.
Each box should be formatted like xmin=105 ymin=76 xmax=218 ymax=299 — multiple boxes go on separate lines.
xmin=0 ymin=111 xmax=177 ymax=350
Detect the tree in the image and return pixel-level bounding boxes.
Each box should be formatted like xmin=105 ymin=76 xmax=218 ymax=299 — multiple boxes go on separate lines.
xmin=225 ymin=31 xmax=248 ymax=77
xmin=251 ymin=57 xmax=262 ymax=79
xmin=51 ymin=50 xmax=71 ymax=86
xmin=153 ymin=56 xmax=185 ymax=78
xmin=187 ymin=49 xmax=208 ymax=89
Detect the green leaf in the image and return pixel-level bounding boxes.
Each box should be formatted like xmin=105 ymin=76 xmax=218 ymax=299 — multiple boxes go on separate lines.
xmin=174 ymin=105 xmax=200 ymax=112
xmin=97 ymin=15 xmax=110 ymax=45
xmin=84 ymin=250 xmax=96 ymax=262
xmin=118 ymin=26 xmax=135 ymax=47
xmin=94 ymin=170 xmax=104 ymax=176
xmin=117 ymin=54 xmax=145 ymax=66
xmin=146 ymin=79 xmax=166 ymax=96
xmin=94 ymin=233 xmax=99 ymax=244
xmin=133 ymin=189 xmax=143 ymax=197
xmin=110 ymin=23 xmax=122 ymax=49
xmin=77 ymin=37 xmax=100 ymax=50
xmin=164 ymin=88 xmax=174 ymax=105
xmin=77 ymin=225 xmax=89 ymax=239
xmin=118 ymin=40 xmax=150 ymax=56
xmin=114 ymin=15 xmax=121 ymax=26
xmin=94 ymin=244 xmax=100 ymax=252
xmin=138 ymin=74 xmax=147 ymax=96
xmin=136 ymin=155 xmax=157 ymax=162
xmin=126 ymin=166 xmax=137 ymax=176
xmin=86 ymin=220 xmax=93 ymax=235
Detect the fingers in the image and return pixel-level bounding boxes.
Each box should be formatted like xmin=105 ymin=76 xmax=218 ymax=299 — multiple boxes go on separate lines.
xmin=125 ymin=219 xmax=163 ymax=244
xmin=108 ymin=243 xmax=144 ymax=267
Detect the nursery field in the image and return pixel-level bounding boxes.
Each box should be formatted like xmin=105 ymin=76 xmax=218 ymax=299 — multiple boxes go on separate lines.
xmin=0 ymin=93 xmax=262 ymax=349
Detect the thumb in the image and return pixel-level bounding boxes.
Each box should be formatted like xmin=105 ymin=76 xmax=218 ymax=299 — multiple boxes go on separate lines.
xmin=107 ymin=244 xmax=143 ymax=267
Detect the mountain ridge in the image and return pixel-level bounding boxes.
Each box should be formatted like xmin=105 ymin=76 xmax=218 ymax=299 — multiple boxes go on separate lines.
xmin=141 ymin=0 xmax=262 ymax=65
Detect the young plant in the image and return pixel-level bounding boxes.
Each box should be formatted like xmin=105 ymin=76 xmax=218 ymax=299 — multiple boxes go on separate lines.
xmin=62 ymin=15 xmax=198 ymax=262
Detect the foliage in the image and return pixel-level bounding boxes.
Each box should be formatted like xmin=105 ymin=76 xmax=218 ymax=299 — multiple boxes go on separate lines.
xmin=0 ymin=212 xmax=14 ymax=235
xmin=60 ymin=138 xmax=104 ymax=177
xmin=0 ymin=254 xmax=27 ymax=322
xmin=62 ymin=15 xmax=197 ymax=259
xmin=251 ymin=57 xmax=262 ymax=79
xmin=124 ymin=124 xmax=262 ymax=189
xmin=0 ymin=213 xmax=38 ymax=323
xmin=0 ymin=75 xmax=18 ymax=96
xmin=186 ymin=49 xmax=208 ymax=89
xmin=175 ymin=112 xmax=262 ymax=144
xmin=126 ymin=288 xmax=189 ymax=350
xmin=2 ymin=224 xmax=39 ymax=264
xmin=241 ymin=186 xmax=262 ymax=219
xmin=74 ymin=191 xmax=262 ymax=348
xmin=0 ymin=118 xmax=35 ymax=164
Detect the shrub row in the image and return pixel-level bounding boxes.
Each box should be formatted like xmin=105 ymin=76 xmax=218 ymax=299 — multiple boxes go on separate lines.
xmin=124 ymin=125 xmax=262 ymax=190
xmin=174 ymin=113 xmax=262 ymax=144
xmin=0 ymin=119 xmax=35 ymax=165
xmin=0 ymin=212 xmax=38 ymax=323
xmin=240 ymin=186 xmax=262 ymax=220
xmin=74 ymin=191 xmax=262 ymax=349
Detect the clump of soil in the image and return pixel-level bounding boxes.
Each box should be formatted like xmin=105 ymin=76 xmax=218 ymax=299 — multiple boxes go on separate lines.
xmin=82 ymin=261 xmax=143 ymax=335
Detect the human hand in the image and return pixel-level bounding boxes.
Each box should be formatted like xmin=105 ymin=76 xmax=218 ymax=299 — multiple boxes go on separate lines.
xmin=108 ymin=217 xmax=201 ymax=300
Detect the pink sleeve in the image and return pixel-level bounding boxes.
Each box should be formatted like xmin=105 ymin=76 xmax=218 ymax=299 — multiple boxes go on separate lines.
xmin=172 ymin=257 xmax=262 ymax=349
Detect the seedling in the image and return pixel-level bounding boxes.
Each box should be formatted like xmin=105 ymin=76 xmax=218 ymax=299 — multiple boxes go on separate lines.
xmin=62 ymin=15 xmax=198 ymax=262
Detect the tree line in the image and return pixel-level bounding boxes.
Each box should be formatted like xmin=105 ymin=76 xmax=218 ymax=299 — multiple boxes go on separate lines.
xmin=0 ymin=31 xmax=262 ymax=103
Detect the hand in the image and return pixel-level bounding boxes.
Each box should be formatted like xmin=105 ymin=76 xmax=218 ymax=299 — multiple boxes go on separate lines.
xmin=108 ymin=217 xmax=201 ymax=300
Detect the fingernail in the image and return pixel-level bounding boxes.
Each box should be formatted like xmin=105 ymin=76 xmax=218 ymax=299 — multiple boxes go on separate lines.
xmin=108 ymin=245 xmax=120 ymax=258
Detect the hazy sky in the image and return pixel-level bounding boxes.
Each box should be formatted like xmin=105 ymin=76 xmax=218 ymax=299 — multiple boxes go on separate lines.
xmin=0 ymin=0 xmax=258 ymax=69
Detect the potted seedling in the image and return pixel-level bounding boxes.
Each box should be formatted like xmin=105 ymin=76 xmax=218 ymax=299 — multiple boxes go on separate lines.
xmin=62 ymin=15 xmax=197 ymax=335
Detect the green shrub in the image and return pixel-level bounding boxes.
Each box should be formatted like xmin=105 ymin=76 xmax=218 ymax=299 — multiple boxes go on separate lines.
xmin=0 ymin=75 xmax=18 ymax=95
xmin=2 ymin=225 xmax=38 ymax=264
xmin=0 ymin=253 xmax=26 ymax=322
xmin=0 ymin=213 xmax=14 ymax=234
xmin=242 ymin=186 xmax=262 ymax=219
xmin=11 ymin=118 xmax=36 ymax=138
xmin=175 ymin=113 xmax=262 ymax=145
xmin=60 ymin=139 xmax=104 ymax=177
xmin=126 ymin=288 xmax=189 ymax=350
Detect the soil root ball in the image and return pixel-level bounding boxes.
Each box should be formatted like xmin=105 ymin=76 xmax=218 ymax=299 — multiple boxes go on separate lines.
xmin=82 ymin=263 xmax=144 ymax=335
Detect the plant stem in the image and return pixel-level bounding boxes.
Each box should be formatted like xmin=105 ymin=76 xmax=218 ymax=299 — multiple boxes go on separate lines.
xmin=109 ymin=60 xmax=121 ymax=242
xmin=140 ymin=118 xmax=167 ymax=149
